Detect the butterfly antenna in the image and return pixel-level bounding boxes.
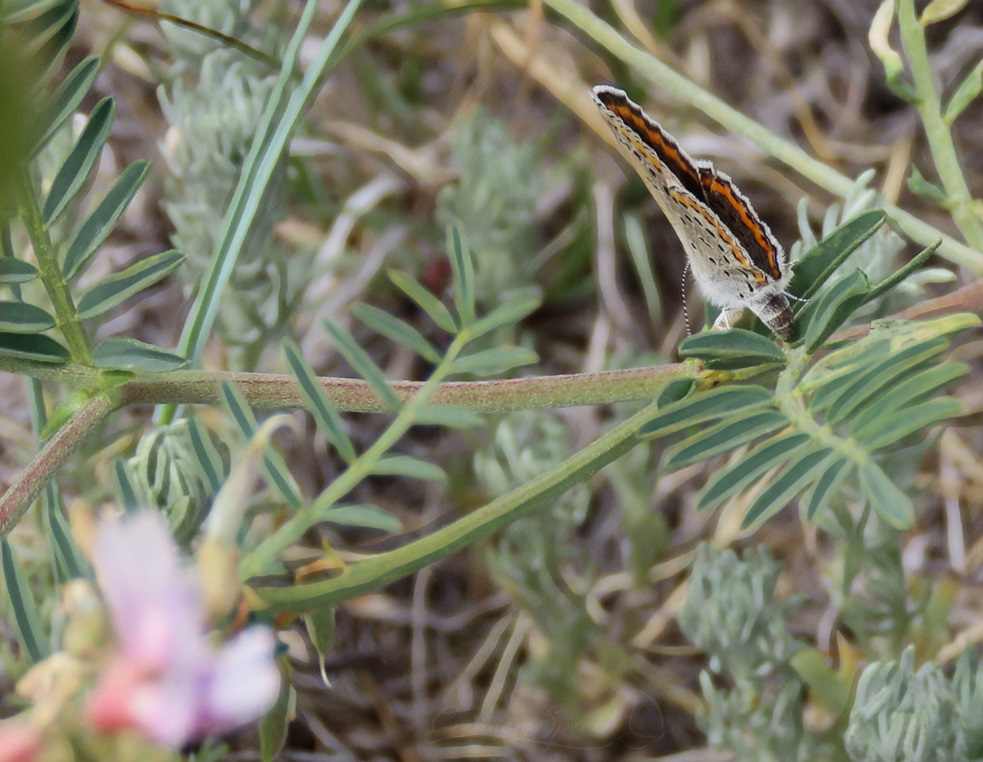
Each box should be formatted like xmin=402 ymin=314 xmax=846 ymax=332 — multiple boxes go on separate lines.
xmin=680 ymin=260 xmax=692 ymax=335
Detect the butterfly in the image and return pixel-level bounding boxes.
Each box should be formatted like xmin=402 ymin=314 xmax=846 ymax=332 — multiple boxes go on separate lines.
xmin=592 ymin=86 xmax=793 ymax=341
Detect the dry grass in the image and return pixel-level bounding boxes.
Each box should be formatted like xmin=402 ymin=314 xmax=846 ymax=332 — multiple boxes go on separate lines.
xmin=3 ymin=1 xmax=983 ymax=759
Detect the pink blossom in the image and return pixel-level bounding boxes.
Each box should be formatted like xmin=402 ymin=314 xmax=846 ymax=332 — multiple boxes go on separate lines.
xmin=0 ymin=722 xmax=42 ymax=762
xmin=85 ymin=513 xmax=279 ymax=748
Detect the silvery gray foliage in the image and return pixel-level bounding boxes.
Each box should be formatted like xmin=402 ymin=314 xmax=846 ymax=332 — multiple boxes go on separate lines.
xmin=789 ymin=170 xmax=903 ymax=283
xmin=845 ymin=646 xmax=965 ymax=762
xmin=157 ymin=0 xmax=293 ymax=362
xmin=436 ymin=109 xmax=543 ymax=312
xmin=698 ymin=674 xmax=816 ymax=762
xmin=474 ymin=410 xmax=594 ymax=699
xmin=159 ymin=0 xmax=257 ymax=63
xmin=952 ymin=648 xmax=983 ymax=758
xmin=680 ymin=545 xmax=821 ymax=762
xmin=789 ymin=171 xmax=954 ymax=319
xmin=679 ymin=544 xmax=800 ymax=680
xmin=124 ymin=420 xmax=228 ymax=546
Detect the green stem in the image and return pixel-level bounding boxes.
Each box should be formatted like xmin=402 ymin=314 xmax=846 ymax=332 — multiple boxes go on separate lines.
xmin=249 ymin=398 xmax=657 ymax=611
xmin=0 ymin=359 xmax=690 ymax=536
xmin=773 ymin=347 xmax=868 ymax=467
xmin=542 ymin=0 xmax=983 ymax=273
xmin=120 ymin=362 xmax=694 ymax=411
xmin=897 ymin=0 xmax=983 ymax=252
xmin=0 ymin=394 xmax=114 ymax=538
xmin=240 ymin=332 xmax=471 ymax=578
xmin=16 ymin=171 xmax=93 ymax=363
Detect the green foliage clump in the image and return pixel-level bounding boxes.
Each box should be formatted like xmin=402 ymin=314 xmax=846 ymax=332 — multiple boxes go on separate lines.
xmin=476 ymin=410 xmax=594 ymax=705
xmin=437 ymin=108 xmax=542 ymax=311
xmin=680 ymin=544 xmax=824 ymax=762
xmin=119 ymin=419 xmax=229 ymax=546
xmin=845 ymin=646 xmax=983 ymax=762
xmin=158 ymin=0 xmax=295 ymax=364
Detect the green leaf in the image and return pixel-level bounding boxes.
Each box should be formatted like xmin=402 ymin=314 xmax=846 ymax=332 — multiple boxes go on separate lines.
xmin=639 ymin=385 xmax=774 ymax=438
xmin=800 ymin=334 xmax=891 ymax=394
xmin=114 ymin=457 xmax=140 ymax=512
xmin=42 ymin=96 xmax=114 ymax=224
xmin=447 ymin=226 xmax=475 ymax=327
xmin=858 ymin=461 xmax=914 ymax=528
xmin=678 ymin=328 xmax=786 ymax=369
xmin=0 ymin=258 xmax=38 ymax=283
xmin=0 ymin=301 xmax=55 ymax=332
xmin=304 ymin=607 xmax=335 ymax=657
xmin=787 ymin=210 xmax=886 ymax=303
xmin=170 ymin=0 xmax=364 ymax=375
xmin=860 ymin=397 xmax=964 ymax=451
xmin=323 ymin=317 xmax=402 ymax=411
xmin=450 ymin=346 xmax=538 ymax=376
xmin=467 ymin=297 xmax=541 ymax=341
xmin=14 ymin=0 xmax=79 ymax=80
xmin=371 ymin=455 xmax=446 ymax=481
xmin=352 ymin=302 xmax=441 ymax=363
xmin=742 ymin=448 xmax=838 ymax=528
xmin=412 ymin=406 xmax=485 ymax=428
xmin=921 ymin=0 xmax=971 ymax=25
xmin=801 ymin=269 xmax=871 ymax=352
xmin=77 ymin=249 xmax=185 ymax=319
xmin=803 ymin=458 xmax=851 ymax=520
xmin=186 ymin=416 xmax=227 ymax=493
xmin=664 ymin=410 xmax=789 ymax=470
xmin=219 ymin=382 xmax=304 ymax=510
xmin=907 ymin=167 xmax=948 ymax=204
xmin=92 ymin=337 xmax=187 ymax=371
xmin=63 ymin=161 xmax=149 ymax=280
xmin=698 ymin=432 xmax=813 ymax=511
xmin=657 ymin=378 xmax=697 ymax=407
xmin=864 ymin=240 xmax=941 ymax=303
xmin=283 ymin=340 xmax=356 ymax=463
xmin=850 ymin=362 xmax=967 ymax=439
xmin=259 ymin=662 xmax=290 ymax=762
xmin=807 ymin=363 xmax=874 ymax=414
xmin=944 ymin=59 xmax=983 ymax=124
xmin=31 ymin=55 xmax=99 ymax=156
xmin=45 ymin=484 xmax=87 ymax=580
xmin=0 ymin=332 xmax=69 ymax=363
xmin=791 ymin=646 xmax=853 ymax=716
xmin=319 ymin=504 xmax=403 ymax=532
xmin=822 ymin=338 xmax=948 ymax=425
xmin=623 ymin=210 xmax=663 ymax=324
xmin=1 ymin=540 xmax=49 ymax=663
xmin=2 ymin=0 xmax=72 ymax=23
xmin=388 ymin=268 xmax=457 ymax=334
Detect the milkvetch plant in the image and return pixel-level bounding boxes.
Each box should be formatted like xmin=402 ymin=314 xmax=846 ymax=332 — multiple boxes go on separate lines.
xmin=0 ymin=0 xmax=981 ymax=759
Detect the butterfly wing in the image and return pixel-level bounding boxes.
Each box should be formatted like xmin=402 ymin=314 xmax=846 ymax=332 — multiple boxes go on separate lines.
xmin=592 ymin=86 xmax=793 ymax=338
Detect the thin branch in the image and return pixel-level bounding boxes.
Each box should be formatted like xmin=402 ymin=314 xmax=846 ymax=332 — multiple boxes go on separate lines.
xmin=0 ymin=394 xmax=115 ymax=538
xmin=831 ymin=281 xmax=983 ymax=343
xmin=119 ymin=362 xmax=696 ymax=412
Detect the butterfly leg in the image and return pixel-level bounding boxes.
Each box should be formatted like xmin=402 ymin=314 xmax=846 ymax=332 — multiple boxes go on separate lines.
xmin=712 ymin=308 xmax=744 ymax=333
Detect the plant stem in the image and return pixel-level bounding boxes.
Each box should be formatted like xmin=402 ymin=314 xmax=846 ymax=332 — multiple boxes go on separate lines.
xmin=896 ymin=0 xmax=983 ymax=252
xmin=0 ymin=393 xmax=114 ymax=538
xmin=248 ymin=398 xmax=657 ymax=610
xmin=541 ymin=0 xmax=983 ymax=272
xmin=240 ymin=331 xmax=471 ymax=578
xmin=16 ymin=171 xmax=93 ymax=363
xmin=120 ymin=362 xmax=695 ymax=412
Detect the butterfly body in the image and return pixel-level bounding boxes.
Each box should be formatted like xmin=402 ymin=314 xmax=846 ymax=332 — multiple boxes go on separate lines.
xmin=592 ymin=86 xmax=793 ymax=341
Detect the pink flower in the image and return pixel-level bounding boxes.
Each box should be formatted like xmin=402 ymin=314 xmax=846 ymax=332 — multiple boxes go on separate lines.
xmin=85 ymin=513 xmax=280 ymax=748
xmin=0 ymin=723 xmax=42 ymax=762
